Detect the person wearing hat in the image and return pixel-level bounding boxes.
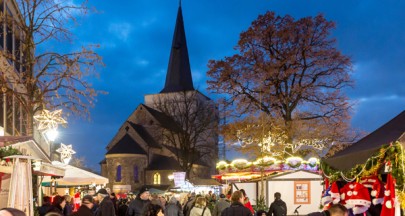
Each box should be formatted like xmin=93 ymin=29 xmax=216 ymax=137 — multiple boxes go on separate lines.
xmin=212 ymin=194 xmax=230 ymax=216
xmin=72 ymin=195 xmax=95 ymax=216
xmin=95 ymin=189 xmax=115 ymax=216
xmin=126 ymin=186 xmax=151 ymax=216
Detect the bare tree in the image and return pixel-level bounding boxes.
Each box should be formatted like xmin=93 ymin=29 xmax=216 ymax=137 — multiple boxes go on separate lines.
xmin=152 ymin=91 xmax=218 ymax=178
xmin=207 ymin=12 xmax=356 ymax=156
xmin=0 ymin=0 xmax=104 ymax=135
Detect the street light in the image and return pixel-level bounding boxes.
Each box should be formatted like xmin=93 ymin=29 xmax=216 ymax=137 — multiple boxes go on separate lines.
xmin=45 ymin=128 xmax=58 ymax=142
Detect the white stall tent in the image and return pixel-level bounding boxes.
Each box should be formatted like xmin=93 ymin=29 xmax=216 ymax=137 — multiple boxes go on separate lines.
xmin=267 ymin=170 xmax=322 ymax=216
xmin=43 ymin=163 xmax=108 ymax=186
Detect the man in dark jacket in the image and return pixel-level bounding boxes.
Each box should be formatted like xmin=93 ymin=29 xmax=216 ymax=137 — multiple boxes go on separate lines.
xmin=213 ymin=194 xmax=230 ymax=216
xmin=72 ymin=195 xmax=95 ymax=216
xmin=221 ymin=191 xmax=252 ymax=216
xmin=126 ymin=186 xmax=151 ymax=216
xmin=38 ymin=196 xmax=52 ymax=216
xmin=95 ymin=188 xmax=116 ymax=216
xmin=267 ymin=192 xmax=286 ymax=216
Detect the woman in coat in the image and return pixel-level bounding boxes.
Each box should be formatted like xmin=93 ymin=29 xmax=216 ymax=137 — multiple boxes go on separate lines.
xmin=189 ymin=197 xmax=211 ymax=216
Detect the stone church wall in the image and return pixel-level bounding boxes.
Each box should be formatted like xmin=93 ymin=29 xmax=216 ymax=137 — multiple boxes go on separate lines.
xmin=105 ymin=154 xmax=147 ymax=192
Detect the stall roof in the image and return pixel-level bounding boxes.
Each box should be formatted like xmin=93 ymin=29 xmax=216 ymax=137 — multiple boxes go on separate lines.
xmin=189 ymin=178 xmax=221 ymax=186
xmin=43 ymin=163 xmax=108 ymax=186
xmin=325 ymin=110 xmax=405 ymax=171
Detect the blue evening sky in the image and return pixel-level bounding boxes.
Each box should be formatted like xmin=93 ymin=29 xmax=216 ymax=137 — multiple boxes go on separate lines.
xmin=55 ymin=0 xmax=405 ymax=171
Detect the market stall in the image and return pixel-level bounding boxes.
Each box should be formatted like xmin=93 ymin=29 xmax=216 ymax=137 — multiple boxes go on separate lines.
xmin=321 ymin=110 xmax=405 ymax=216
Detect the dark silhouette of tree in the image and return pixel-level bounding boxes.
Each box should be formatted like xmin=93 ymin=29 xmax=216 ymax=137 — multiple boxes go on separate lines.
xmin=0 ymin=0 xmax=104 ymax=135
xmin=207 ymin=12 xmax=356 ymax=157
xmin=152 ymin=91 xmax=218 ymax=178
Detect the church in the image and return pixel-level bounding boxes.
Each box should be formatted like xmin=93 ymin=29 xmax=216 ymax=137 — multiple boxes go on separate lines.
xmin=100 ymin=4 xmax=219 ymax=193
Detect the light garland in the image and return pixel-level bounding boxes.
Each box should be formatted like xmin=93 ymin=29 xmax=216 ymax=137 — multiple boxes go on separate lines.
xmin=217 ymin=156 xmax=319 ymax=171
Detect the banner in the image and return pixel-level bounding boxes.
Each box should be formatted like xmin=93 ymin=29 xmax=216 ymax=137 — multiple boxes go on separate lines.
xmin=173 ymin=172 xmax=186 ymax=187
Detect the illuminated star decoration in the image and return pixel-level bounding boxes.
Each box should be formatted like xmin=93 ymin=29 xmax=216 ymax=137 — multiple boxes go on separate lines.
xmin=56 ymin=143 xmax=76 ymax=161
xmin=33 ymin=109 xmax=67 ymax=131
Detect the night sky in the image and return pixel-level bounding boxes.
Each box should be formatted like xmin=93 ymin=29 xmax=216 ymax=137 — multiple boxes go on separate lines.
xmin=55 ymin=0 xmax=405 ymax=171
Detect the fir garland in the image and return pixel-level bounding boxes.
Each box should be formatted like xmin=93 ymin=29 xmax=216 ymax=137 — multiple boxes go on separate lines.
xmin=320 ymin=142 xmax=405 ymax=204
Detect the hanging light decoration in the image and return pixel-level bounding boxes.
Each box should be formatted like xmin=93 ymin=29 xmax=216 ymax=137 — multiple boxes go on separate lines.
xmin=56 ymin=143 xmax=76 ymax=165
xmin=33 ymin=109 xmax=67 ymax=131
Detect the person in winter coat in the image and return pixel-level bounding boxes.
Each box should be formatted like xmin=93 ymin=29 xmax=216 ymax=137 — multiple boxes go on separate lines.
xmin=221 ymin=191 xmax=252 ymax=216
xmin=126 ymin=186 xmax=151 ymax=216
xmin=189 ymin=197 xmax=211 ymax=216
xmin=46 ymin=195 xmax=66 ymax=216
xmin=63 ymin=195 xmax=73 ymax=216
xmin=267 ymin=192 xmax=286 ymax=216
xmin=182 ymin=193 xmax=196 ymax=216
xmin=239 ymin=190 xmax=253 ymax=215
xmin=118 ymin=199 xmax=129 ymax=216
xmin=95 ymin=189 xmax=116 ymax=216
xmin=165 ymin=197 xmax=183 ymax=216
xmin=212 ymin=194 xmax=230 ymax=216
xmin=72 ymin=195 xmax=95 ymax=216
xmin=38 ymin=196 xmax=52 ymax=216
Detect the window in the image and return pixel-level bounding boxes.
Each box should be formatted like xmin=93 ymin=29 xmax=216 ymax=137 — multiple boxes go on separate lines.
xmin=294 ymin=181 xmax=310 ymax=204
xmin=153 ymin=172 xmax=161 ymax=185
xmin=116 ymin=165 xmax=122 ymax=182
xmin=133 ymin=165 xmax=139 ymax=183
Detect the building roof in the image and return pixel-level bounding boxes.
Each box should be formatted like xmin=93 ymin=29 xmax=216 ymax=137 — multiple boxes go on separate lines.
xmin=325 ymin=110 xmax=405 ymax=171
xmin=128 ymin=122 xmax=161 ymax=148
xmin=160 ymin=5 xmax=194 ymax=93
xmin=141 ymin=104 xmax=182 ymax=132
xmin=106 ymin=134 xmax=146 ymax=155
xmin=146 ymin=154 xmax=182 ymax=170
xmin=162 ymin=144 xmax=210 ymax=167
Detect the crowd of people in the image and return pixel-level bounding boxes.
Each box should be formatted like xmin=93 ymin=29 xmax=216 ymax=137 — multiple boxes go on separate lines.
xmin=0 ymin=187 xmax=349 ymax=216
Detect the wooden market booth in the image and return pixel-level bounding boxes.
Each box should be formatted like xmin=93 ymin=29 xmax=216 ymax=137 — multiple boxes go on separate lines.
xmin=322 ymin=110 xmax=405 ymax=216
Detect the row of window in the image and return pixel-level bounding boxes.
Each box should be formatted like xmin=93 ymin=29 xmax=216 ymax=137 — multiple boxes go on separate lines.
xmin=115 ymin=165 xmax=162 ymax=185
xmin=0 ymin=1 xmax=27 ymax=73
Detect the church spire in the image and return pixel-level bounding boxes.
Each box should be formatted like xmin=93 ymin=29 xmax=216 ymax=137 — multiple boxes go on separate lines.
xmin=160 ymin=4 xmax=194 ymax=93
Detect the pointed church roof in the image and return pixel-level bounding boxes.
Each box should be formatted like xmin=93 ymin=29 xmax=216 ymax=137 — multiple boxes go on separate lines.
xmin=127 ymin=122 xmax=161 ymax=148
xmin=106 ymin=134 xmax=146 ymax=155
xmin=160 ymin=5 xmax=194 ymax=93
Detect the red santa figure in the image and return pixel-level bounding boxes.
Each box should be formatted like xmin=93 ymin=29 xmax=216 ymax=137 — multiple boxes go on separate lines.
xmin=381 ymin=173 xmax=396 ymax=216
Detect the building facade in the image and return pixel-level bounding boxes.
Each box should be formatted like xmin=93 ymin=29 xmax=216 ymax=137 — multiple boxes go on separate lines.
xmin=100 ymin=5 xmax=218 ymax=193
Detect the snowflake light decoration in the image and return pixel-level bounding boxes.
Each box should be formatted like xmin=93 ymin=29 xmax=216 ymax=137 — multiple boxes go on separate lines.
xmin=56 ymin=143 xmax=76 ymax=163
xmin=33 ymin=109 xmax=67 ymax=131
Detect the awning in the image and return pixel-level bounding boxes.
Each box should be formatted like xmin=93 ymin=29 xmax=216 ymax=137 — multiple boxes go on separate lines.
xmin=189 ymin=178 xmax=221 ymax=186
xmin=43 ymin=163 xmax=108 ymax=186
xmin=324 ymin=110 xmax=405 ymax=171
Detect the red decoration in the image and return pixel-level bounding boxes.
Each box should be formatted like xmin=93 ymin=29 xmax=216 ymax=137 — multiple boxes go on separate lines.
xmin=381 ymin=174 xmax=395 ymax=216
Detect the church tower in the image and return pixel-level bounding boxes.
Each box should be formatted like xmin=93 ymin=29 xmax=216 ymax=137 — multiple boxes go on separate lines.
xmin=101 ymin=4 xmax=218 ymax=192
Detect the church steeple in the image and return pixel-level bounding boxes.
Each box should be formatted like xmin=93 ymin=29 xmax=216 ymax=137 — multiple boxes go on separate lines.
xmin=160 ymin=5 xmax=194 ymax=93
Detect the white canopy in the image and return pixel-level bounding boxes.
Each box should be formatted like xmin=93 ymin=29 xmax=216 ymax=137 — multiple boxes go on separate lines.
xmin=43 ymin=163 xmax=108 ymax=186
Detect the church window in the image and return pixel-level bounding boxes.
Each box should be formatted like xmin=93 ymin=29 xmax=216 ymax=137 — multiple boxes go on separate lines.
xmin=116 ymin=165 xmax=122 ymax=182
xmin=134 ymin=165 xmax=139 ymax=183
xmin=153 ymin=172 xmax=161 ymax=185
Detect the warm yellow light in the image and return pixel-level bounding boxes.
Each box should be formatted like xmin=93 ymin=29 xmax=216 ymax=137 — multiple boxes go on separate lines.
xmin=168 ymin=174 xmax=174 ymax=180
